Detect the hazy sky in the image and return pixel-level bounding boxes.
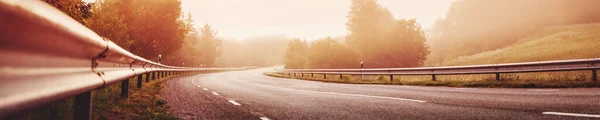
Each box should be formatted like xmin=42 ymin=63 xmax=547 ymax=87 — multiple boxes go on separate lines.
xmin=83 ymin=0 xmax=453 ymax=40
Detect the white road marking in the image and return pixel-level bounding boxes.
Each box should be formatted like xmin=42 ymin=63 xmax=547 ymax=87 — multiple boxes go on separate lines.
xmin=212 ymin=91 xmax=220 ymax=96
xmin=527 ymin=89 xmax=559 ymax=92
xmin=203 ymin=88 xmax=209 ymax=91
xmin=542 ymin=112 xmax=600 ymax=118
xmin=455 ymin=88 xmax=478 ymax=90
xmin=228 ymin=99 xmax=241 ymax=106
xmin=259 ymin=117 xmax=270 ymax=120
xmin=241 ymin=78 xmax=426 ymax=103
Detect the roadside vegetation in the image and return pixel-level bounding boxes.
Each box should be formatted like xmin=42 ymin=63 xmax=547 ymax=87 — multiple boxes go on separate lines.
xmin=6 ymin=75 xmax=183 ymax=120
xmin=274 ymin=23 xmax=600 ymax=88
xmin=278 ymin=0 xmax=600 ymax=88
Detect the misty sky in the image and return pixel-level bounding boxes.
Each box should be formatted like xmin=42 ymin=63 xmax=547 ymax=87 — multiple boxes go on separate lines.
xmin=181 ymin=0 xmax=453 ymax=40
xmin=82 ymin=0 xmax=454 ymax=40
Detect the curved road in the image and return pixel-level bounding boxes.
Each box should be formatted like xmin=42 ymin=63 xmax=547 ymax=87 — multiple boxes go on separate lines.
xmin=160 ymin=68 xmax=600 ymax=120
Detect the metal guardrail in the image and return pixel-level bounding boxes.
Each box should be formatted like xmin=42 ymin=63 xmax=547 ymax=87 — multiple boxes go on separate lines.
xmin=0 ymin=0 xmax=253 ymax=119
xmin=277 ymin=58 xmax=600 ymax=81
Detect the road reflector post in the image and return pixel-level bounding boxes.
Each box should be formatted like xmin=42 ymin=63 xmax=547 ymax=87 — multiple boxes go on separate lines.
xmin=432 ymin=74 xmax=436 ymax=81
xmin=74 ymin=91 xmax=92 ymax=120
xmin=592 ymin=69 xmax=597 ymax=81
xmin=121 ymin=79 xmax=129 ymax=98
xmin=496 ymin=73 xmax=501 ymax=81
xmin=136 ymin=74 xmax=143 ymax=88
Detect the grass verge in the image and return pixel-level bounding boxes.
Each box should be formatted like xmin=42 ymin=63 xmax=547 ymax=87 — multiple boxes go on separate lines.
xmin=265 ymin=71 xmax=600 ymax=88
xmin=5 ymin=74 xmax=183 ymax=120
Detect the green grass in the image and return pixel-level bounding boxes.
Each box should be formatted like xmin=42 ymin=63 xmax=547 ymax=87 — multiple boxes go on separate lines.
xmin=439 ymin=23 xmax=600 ymax=66
xmin=6 ymin=73 xmax=185 ymax=120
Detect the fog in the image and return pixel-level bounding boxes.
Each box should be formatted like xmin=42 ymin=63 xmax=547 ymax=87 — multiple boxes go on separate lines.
xmin=427 ymin=0 xmax=600 ymax=64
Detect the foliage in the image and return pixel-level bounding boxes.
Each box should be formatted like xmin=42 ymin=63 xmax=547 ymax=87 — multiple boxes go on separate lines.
xmin=123 ymin=0 xmax=190 ymax=64
xmin=172 ymin=24 xmax=223 ymax=67
xmin=380 ymin=19 xmax=430 ymax=67
xmin=42 ymin=0 xmax=93 ymax=24
xmin=86 ymin=0 xmax=132 ymax=50
xmin=283 ymin=39 xmax=309 ymax=69
xmin=346 ymin=0 xmax=394 ymax=61
xmin=307 ymin=38 xmax=360 ymax=69
xmin=345 ymin=0 xmax=429 ymax=68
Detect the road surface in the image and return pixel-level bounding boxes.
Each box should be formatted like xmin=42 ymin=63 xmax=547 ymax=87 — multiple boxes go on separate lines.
xmin=160 ymin=68 xmax=600 ymax=120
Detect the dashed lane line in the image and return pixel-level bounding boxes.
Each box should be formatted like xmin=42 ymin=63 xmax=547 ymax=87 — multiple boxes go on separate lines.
xmin=542 ymin=112 xmax=600 ymax=118
xmin=259 ymin=117 xmax=270 ymax=120
xmin=455 ymin=88 xmax=478 ymax=90
xmin=527 ymin=89 xmax=559 ymax=92
xmin=228 ymin=99 xmax=241 ymax=106
xmin=212 ymin=91 xmax=220 ymax=96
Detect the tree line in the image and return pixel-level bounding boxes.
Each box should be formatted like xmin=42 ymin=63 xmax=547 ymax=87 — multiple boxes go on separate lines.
xmin=284 ymin=0 xmax=429 ymax=69
xmin=42 ymin=0 xmax=222 ymax=67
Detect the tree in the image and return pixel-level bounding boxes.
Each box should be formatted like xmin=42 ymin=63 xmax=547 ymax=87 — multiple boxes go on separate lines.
xmin=345 ymin=0 xmax=395 ymax=68
xmin=121 ymin=0 xmax=189 ymax=64
xmin=196 ymin=24 xmax=223 ymax=66
xmin=86 ymin=0 xmax=132 ymax=50
xmin=283 ymin=39 xmax=309 ymax=69
xmin=307 ymin=38 xmax=359 ymax=69
xmin=345 ymin=0 xmax=428 ymax=68
xmin=381 ymin=19 xmax=429 ymax=67
xmin=42 ymin=0 xmax=93 ymax=24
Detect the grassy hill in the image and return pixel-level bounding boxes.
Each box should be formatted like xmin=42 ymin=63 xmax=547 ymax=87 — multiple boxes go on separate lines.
xmin=439 ymin=23 xmax=600 ymax=66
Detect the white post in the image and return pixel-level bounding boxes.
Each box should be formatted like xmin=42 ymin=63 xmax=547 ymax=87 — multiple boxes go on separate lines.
xmin=360 ymin=61 xmax=364 ymax=81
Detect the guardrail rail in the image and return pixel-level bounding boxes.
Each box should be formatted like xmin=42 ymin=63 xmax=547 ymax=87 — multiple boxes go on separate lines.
xmin=276 ymin=58 xmax=600 ymax=81
xmin=0 ymin=1 xmax=253 ymax=119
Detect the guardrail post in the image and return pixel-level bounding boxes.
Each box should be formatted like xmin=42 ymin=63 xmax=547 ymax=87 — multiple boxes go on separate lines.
xmin=496 ymin=73 xmax=501 ymax=81
xmin=146 ymin=73 xmax=150 ymax=82
xmin=136 ymin=74 xmax=143 ymax=88
xmin=311 ymin=73 xmax=314 ymax=77
xmin=390 ymin=75 xmax=393 ymax=81
xmin=74 ymin=91 xmax=92 ymax=120
xmin=324 ymin=74 xmax=326 ymax=79
xmin=121 ymin=79 xmax=129 ymax=98
xmin=152 ymin=72 xmax=156 ymax=80
xmin=592 ymin=69 xmax=597 ymax=81
xmin=339 ymin=74 xmax=343 ymax=80
xmin=432 ymin=75 xmax=436 ymax=81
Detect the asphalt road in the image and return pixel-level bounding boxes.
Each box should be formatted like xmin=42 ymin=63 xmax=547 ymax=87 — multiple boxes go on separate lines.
xmin=160 ymin=68 xmax=600 ymax=120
